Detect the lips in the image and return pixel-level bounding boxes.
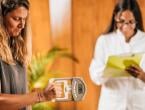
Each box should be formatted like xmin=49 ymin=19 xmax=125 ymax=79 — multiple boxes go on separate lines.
xmin=16 ymin=29 xmax=22 ymax=34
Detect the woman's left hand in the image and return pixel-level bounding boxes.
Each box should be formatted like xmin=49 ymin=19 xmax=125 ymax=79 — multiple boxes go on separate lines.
xmin=125 ymin=65 xmax=145 ymax=82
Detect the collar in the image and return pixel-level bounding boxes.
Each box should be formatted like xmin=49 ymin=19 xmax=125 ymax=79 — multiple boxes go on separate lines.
xmin=116 ymin=29 xmax=142 ymax=43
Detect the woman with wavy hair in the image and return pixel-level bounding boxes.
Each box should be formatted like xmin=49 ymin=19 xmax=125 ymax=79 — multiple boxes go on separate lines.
xmin=0 ymin=0 xmax=57 ymax=110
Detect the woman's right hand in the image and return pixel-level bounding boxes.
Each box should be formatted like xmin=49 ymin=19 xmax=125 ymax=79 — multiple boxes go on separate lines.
xmin=42 ymin=83 xmax=63 ymax=101
xmin=43 ymin=83 xmax=56 ymax=101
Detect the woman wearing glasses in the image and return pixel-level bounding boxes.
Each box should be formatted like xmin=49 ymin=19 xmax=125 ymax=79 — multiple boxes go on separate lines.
xmin=89 ymin=0 xmax=145 ymax=110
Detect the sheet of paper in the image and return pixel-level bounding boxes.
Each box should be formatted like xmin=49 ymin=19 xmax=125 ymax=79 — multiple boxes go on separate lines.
xmin=103 ymin=53 xmax=143 ymax=77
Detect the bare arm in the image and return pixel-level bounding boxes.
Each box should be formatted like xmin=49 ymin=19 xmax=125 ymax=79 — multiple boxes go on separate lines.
xmin=0 ymin=92 xmax=38 ymax=110
xmin=0 ymin=84 xmax=56 ymax=110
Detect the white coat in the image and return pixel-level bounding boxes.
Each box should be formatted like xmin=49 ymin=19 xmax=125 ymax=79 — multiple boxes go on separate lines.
xmin=89 ymin=29 xmax=145 ymax=110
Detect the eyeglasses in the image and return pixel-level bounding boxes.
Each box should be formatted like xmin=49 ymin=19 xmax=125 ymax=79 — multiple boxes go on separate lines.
xmin=116 ymin=19 xmax=137 ymax=26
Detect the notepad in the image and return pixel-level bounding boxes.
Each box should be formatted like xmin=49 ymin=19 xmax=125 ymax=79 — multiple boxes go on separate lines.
xmin=103 ymin=53 xmax=143 ymax=77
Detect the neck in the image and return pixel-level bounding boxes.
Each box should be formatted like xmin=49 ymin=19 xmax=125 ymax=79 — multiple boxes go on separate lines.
xmin=125 ymin=36 xmax=132 ymax=43
xmin=125 ymin=29 xmax=137 ymax=43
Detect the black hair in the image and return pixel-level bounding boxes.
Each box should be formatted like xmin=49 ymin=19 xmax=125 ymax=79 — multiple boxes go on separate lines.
xmin=105 ymin=0 xmax=144 ymax=34
xmin=1 ymin=0 xmax=29 ymax=16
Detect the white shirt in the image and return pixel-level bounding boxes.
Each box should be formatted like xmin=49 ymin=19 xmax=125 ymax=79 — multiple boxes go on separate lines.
xmin=89 ymin=30 xmax=145 ymax=110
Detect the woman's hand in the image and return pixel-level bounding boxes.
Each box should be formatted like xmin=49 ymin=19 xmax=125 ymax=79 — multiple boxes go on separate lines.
xmin=43 ymin=83 xmax=63 ymax=101
xmin=33 ymin=83 xmax=63 ymax=103
xmin=43 ymin=83 xmax=56 ymax=101
xmin=125 ymin=65 xmax=145 ymax=82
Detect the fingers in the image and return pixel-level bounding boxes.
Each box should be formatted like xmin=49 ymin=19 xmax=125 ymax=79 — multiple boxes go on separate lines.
xmin=48 ymin=89 xmax=56 ymax=99
xmin=125 ymin=66 xmax=139 ymax=77
xmin=45 ymin=83 xmax=55 ymax=91
xmin=43 ymin=83 xmax=56 ymax=101
xmin=43 ymin=82 xmax=63 ymax=101
xmin=125 ymin=65 xmax=143 ymax=78
xmin=131 ymin=64 xmax=142 ymax=71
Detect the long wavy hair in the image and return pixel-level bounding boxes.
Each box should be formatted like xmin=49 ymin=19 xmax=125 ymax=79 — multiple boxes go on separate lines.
xmin=0 ymin=0 xmax=31 ymax=65
xmin=105 ymin=0 xmax=144 ymax=34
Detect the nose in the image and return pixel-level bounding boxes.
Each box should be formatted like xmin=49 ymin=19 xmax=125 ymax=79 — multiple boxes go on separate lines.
xmin=121 ymin=23 xmax=132 ymax=32
xmin=18 ymin=19 xmax=25 ymax=29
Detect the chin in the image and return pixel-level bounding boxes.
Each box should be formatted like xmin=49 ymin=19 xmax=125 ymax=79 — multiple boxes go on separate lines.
xmin=12 ymin=33 xmax=21 ymax=37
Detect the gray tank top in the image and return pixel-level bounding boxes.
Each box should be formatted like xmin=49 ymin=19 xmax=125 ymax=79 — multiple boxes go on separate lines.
xmin=0 ymin=60 xmax=27 ymax=110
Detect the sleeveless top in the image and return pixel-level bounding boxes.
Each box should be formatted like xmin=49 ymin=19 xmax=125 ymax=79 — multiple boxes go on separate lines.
xmin=0 ymin=60 xmax=27 ymax=110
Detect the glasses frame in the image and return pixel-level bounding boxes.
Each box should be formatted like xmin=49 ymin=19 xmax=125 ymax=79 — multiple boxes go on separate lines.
xmin=116 ymin=18 xmax=137 ymax=27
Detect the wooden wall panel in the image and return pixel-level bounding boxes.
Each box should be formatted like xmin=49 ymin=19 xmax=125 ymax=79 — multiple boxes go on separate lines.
xmin=30 ymin=0 xmax=52 ymax=54
xmin=49 ymin=0 xmax=73 ymax=77
xmin=138 ymin=0 xmax=145 ymax=28
xmin=72 ymin=0 xmax=115 ymax=110
xmin=49 ymin=0 xmax=75 ymax=110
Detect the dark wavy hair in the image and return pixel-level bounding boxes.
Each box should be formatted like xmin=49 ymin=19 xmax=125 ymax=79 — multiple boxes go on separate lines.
xmin=105 ymin=0 xmax=144 ymax=34
xmin=0 ymin=0 xmax=30 ymax=65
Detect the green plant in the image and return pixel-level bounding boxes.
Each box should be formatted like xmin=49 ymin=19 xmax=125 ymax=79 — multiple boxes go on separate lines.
xmin=28 ymin=46 xmax=78 ymax=110
xmin=32 ymin=102 xmax=56 ymax=110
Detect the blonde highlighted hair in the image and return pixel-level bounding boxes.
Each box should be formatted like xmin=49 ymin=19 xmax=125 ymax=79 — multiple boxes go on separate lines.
xmin=0 ymin=0 xmax=31 ymax=65
xmin=0 ymin=22 xmax=32 ymax=65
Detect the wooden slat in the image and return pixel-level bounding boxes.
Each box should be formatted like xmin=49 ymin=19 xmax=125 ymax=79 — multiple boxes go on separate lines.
xmin=72 ymin=0 xmax=115 ymax=110
xmin=49 ymin=0 xmax=75 ymax=110
xmin=30 ymin=0 xmax=52 ymax=54
xmin=138 ymin=0 xmax=145 ymax=29
xmin=49 ymin=0 xmax=74 ymax=78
